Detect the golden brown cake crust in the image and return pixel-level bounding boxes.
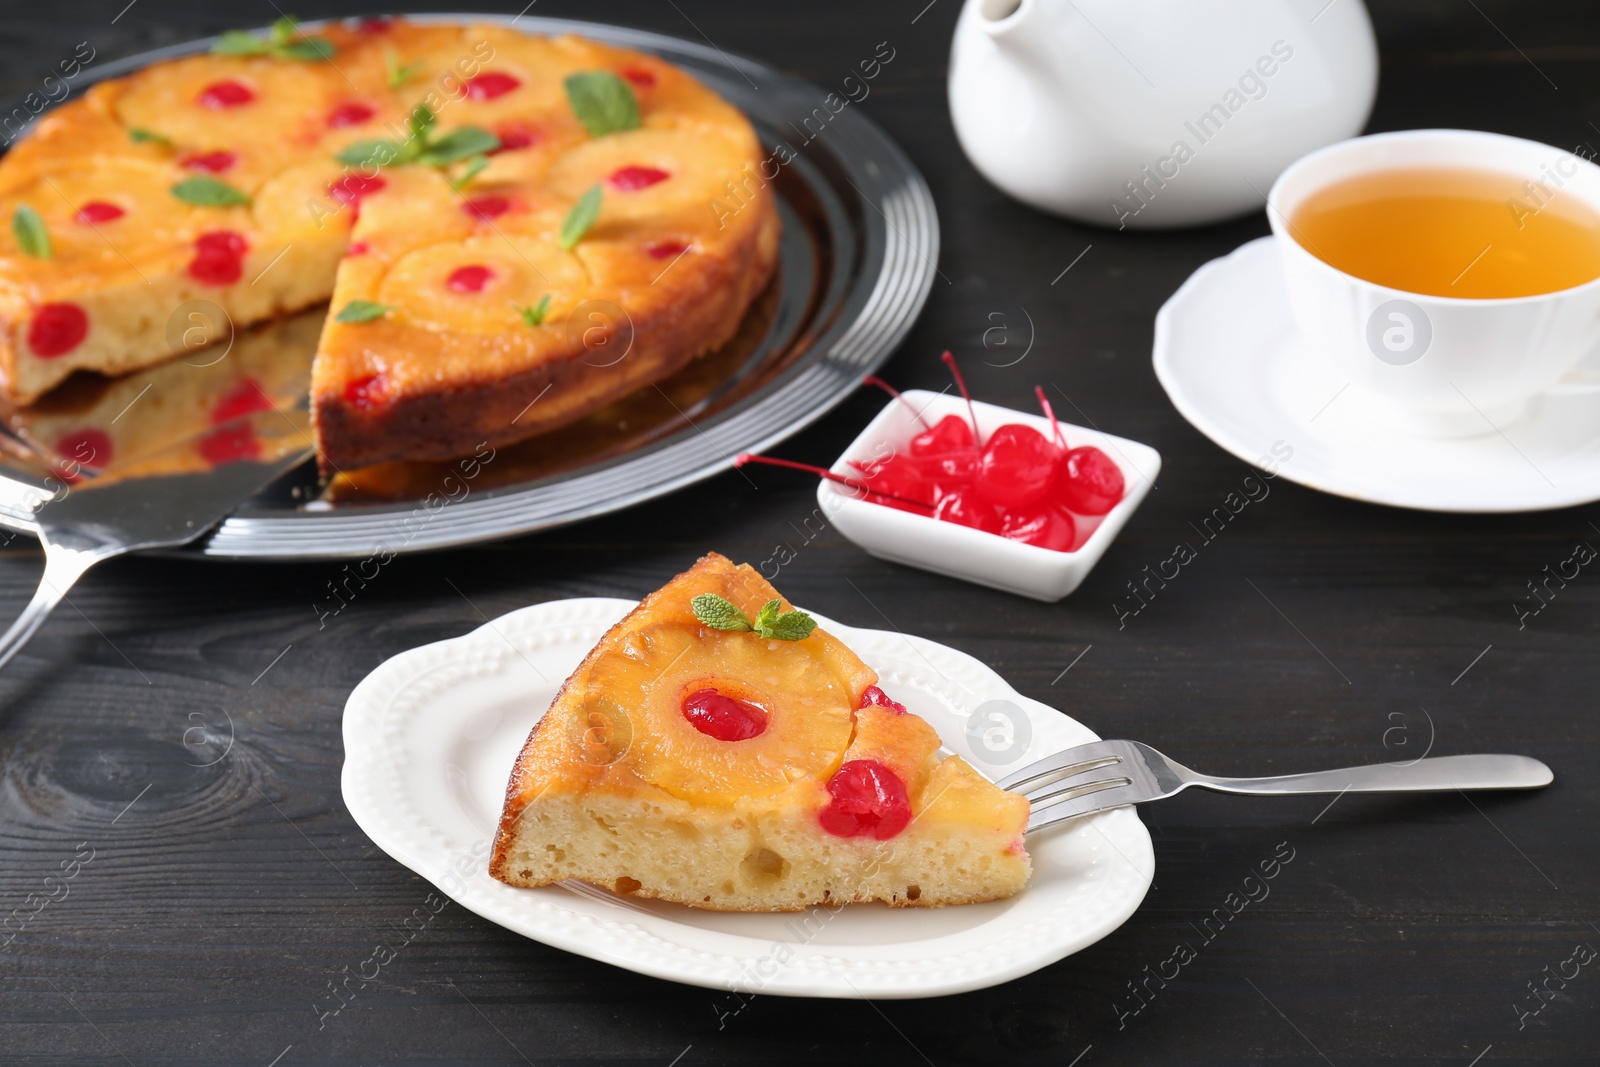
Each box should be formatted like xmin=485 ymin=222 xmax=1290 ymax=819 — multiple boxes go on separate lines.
xmin=313 ymin=205 xmax=778 ymax=470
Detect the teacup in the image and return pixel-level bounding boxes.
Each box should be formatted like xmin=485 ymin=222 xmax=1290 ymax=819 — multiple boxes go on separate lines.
xmin=1267 ymin=129 xmax=1600 ymax=437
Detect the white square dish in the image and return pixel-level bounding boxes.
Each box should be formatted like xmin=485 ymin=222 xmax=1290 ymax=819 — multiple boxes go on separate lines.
xmin=819 ymin=390 xmax=1161 ymax=601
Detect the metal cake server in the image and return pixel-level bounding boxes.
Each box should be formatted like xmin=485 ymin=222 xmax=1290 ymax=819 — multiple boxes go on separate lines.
xmin=0 ymin=410 xmax=310 ymax=671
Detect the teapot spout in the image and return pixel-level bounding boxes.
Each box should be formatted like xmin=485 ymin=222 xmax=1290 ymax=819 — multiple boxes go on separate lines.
xmin=976 ymin=0 xmax=1033 ymax=39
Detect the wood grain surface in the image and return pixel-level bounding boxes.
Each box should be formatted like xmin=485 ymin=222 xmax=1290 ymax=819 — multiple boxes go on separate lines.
xmin=1 ymin=1 xmax=1597 ymax=1064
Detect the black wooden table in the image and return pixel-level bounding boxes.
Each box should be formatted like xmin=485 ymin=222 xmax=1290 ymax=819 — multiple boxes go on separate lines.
xmin=2 ymin=2 xmax=1597 ymax=1064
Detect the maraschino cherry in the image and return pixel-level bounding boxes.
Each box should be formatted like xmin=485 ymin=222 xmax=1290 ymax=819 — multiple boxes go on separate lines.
xmin=738 ymin=350 xmax=1126 ymax=554
xmin=819 ymin=760 xmax=912 ymax=840
xmin=681 ymin=688 xmax=767 ymax=741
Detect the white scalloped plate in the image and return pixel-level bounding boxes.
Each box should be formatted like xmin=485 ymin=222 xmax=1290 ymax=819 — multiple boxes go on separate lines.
xmin=341 ymin=598 xmax=1154 ymax=998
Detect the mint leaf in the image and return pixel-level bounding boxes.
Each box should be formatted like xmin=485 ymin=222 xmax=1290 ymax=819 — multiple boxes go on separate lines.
xmin=276 ymin=36 xmax=336 ymax=61
xmin=564 ymin=71 xmax=640 ymax=137
xmin=450 ymin=154 xmax=490 ymax=191
xmin=749 ymin=598 xmax=816 ymax=640
xmin=211 ymin=18 xmax=336 ymax=61
xmin=269 ymin=15 xmax=298 ymax=46
xmin=761 ymin=610 xmax=817 ymax=642
xmin=171 ymin=176 xmax=251 ymax=207
xmin=419 ymin=127 xmax=500 ymax=166
xmin=129 ymin=127 xmax=172 ymax=146
xmin=559 ymin=185 xmax=602 ymax=250
xmin=212 ymin=30 xmax=268 ymax=56
xmin=335 ymin=300 xmax=392 ymax=323
xmin=335 ymin=138 xmax=404 ymax=167
xmin=752 ymin=599 xmax=783 ymax=632
xmin=12 ymin=205 xmax=50 ymax=259
xmin=408 ymin=103 xmax=435 ymax=142
xmin=385 ymin=47 xmax=424 ymax=89
xmin=519 ymin=293 xmax=552 ymax=326
xmin=691 ymin=593 xmax=752 ymax=632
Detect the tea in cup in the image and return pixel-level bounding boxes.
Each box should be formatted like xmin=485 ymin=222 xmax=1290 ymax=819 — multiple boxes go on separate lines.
xmin=1268 ymin=129 xmax=1600 ymax=436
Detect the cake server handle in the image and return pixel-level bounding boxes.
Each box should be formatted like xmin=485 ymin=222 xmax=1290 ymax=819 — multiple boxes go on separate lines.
xmin=0 ymin=538 xmax=119 ymax=673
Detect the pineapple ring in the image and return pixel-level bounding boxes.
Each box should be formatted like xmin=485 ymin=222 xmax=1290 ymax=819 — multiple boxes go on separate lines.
xmin=376 ymin=233 xmax=587 ymax=333
xmin=114 ymin=55 xmax=340 ymax=163
xmin=589 ymin=623 xmax=857 ymax=805
xmin=3 ymin=159 xmax=213 ymax=265
xmin=542 ymin=126 xmax=757 ymax=229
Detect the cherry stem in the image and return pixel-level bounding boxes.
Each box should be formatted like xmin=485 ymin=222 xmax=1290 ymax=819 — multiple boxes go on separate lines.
xmin=736 ymin=452 xmax=936 ymax=511
xmin=862 ymin=375 xmax=931 ymax=430
xmin=1035 ymin=385 xmax=1066 ymax=448
xmin=941 ymin=350 xmax=982 ymax=446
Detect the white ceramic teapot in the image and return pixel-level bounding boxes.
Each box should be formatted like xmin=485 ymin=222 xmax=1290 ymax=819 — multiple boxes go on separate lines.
xmin=948 ymin=0 xmax=1378 ymax=229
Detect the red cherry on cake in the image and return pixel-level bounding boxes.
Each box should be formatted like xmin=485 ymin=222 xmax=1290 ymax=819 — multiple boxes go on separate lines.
xmin=492 ymin=122 xmax=539 ymax=153
xmin=461 ymin=194 xmax=510 ymax=221
xmin=819 ymin=759 xmax=912 ymax=840
xmin=181 ymin=150 xmax=237 ymax=173
xmin=328 ymin=175 xmax=386 ymax=205
xmin=607 ymin=165 xmax=669 ymax=191
xmin=211 ymin=378 xmax=273 ymax=424
xmin=327 ymin=175 xmax=386 ymax=224
xmin=1056 ymin=446 xmax=1124 ymax=515
xmin=74 ymin=201 xmax=124 ymax=225
xmin=197 ymin=423 xmax=261 ymax=466
xmin=28 ymin=303 xmax=89 ymax=358
xmin=645 ymin=240 xmax=688 ymax=260
xmin=342 ymin=372 xmax=388 ymax=410
xmin=197 ymin=80 xmax=254 ymax=109
xmin=463 ymin=72 xmax=520 ymax=101
xmin=446 ymin=264 xmax=494 ymax=293
xmin=859 ymin=685 xmax=906 ymax=714
xmin=620 ymin=66 xmax=656 ymax=89
xmin=910 ymin=413 xmax=975 ymax=457
xmin=977 ymin=423 xmax=1060 ymax=508
xmin=188 ymin=231 xmax=248 ymax=286
xmin=681 ymin=688 xmax=768 ymax=741
xmin=327 ymin=102 xmax=376 ymax=128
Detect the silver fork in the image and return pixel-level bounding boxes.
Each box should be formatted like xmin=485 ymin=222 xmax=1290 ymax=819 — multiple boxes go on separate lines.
xmin=998 ymin=740 xmax=1554 ymax=834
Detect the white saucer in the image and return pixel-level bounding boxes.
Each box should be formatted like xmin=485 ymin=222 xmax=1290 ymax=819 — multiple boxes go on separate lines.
xmin=341 ymin=598 xmax=1154 ymax=999
xmin=1154 ymin=236 xmax=1600 ymax=513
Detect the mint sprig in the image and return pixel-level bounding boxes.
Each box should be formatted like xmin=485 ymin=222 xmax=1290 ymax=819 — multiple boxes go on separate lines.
xmin=450 ymin=154 xmax=490 ymax=192
xmin=171 ymin=176 xmax=251 ymax=207
xmin=335 ymin=102 xmax=500 ymax=171
xmin=384 ymin=46 xmax=424 ymax=90
xmin=559 ymin=185 xmax=601 ymax=250
xmin=691 ymin=593 xmax=816 ymax=641
xmin=335 ymin=300 xmax=392 ymax=323
xmin=12 ymin=205 xmax=50 ymax=259
xmin=212 ymin=16 xmax=337 ymax=62
xmin=564 ymin=71 xmax=640 ymax=137
xmin=518 ymin=293 xmax=552 ymax=326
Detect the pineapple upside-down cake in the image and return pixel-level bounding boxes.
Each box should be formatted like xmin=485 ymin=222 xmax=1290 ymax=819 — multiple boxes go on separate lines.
xmin=490 ymin=554 xmax=1032 ymax=911
xmin=0 ymin=17 xmax=778 ymax=471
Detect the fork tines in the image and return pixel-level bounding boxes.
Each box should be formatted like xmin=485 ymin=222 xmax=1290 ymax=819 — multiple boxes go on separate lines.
xmin=996 ymin=739 xmax=1141 ymax=831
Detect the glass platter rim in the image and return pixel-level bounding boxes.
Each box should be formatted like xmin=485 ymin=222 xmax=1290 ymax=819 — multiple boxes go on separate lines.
xmin=21 ymin=12 xmax=938 ymax=561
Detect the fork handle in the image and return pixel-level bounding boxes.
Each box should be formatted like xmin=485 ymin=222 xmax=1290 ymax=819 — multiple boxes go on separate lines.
xmin=1194 ymin=753 xmax=1553 ymax=796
